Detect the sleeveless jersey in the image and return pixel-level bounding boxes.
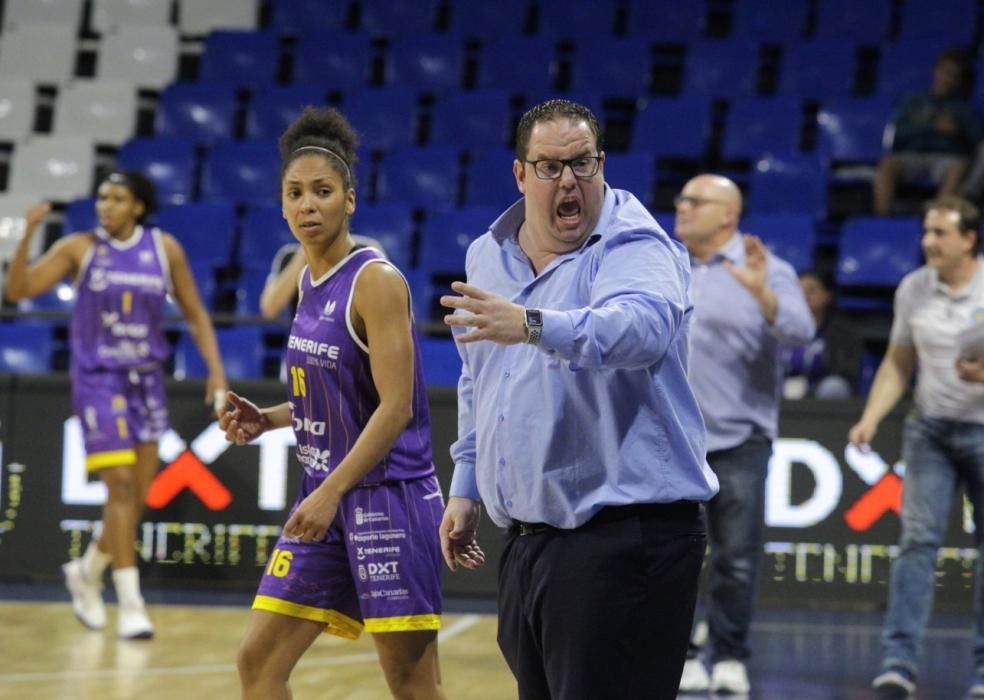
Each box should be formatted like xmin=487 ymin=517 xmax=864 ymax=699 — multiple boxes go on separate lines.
xmin=286 ymin=247 xmax=434 ymax=484
xmin=71 ymin=226 xmax=171 ymax=372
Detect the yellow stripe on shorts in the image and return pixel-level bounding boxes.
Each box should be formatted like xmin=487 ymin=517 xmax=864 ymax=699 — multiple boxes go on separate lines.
xmin=86 ymin=449 xmax=137 ymax=471
xmin=252 ymin=595 xmax=364 ymax=639
xmin=364 ymin=614 xmax=442 ymax=633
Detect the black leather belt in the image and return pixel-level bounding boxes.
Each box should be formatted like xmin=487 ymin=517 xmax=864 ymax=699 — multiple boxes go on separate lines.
xmin=509 ymin=501 xmax=700 ymax=536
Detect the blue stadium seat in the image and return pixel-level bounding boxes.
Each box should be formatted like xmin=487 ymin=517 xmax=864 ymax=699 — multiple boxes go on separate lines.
xmin=269 ymin=0 xmax=348 ymax=34
xmin=157 ymin=202 xmax=236 ymax=265
xmin=652 ymin=210 xmax=675 ymax=235
xmin=876 ymin=40 xmax=949 ymax=102
xmin=624 ymin=0 xmax=706 ymax=42
xmin=721 ymin=97 xmax=803 ymax=160
xmin=385 ymin=35 xmax=465 ymax=92
xmin=568 ymin=38 xmax=651 ymax=98
xmin=234 ymin=267 xmax=269 ymax=317
xmin=898 ymin=0 xmax=977 ymax=45
xmin=603 ymin=152 xmax=656 ymax=205
xmin=292 ymin=31 xmax=372 ymax=92
xmin=155 ymin=83 xmax=239 ymax=145
xmin=175 ymin=326 xmax=265 ymax=379
xmin=730 ymin=0 xmax=808 ymax=41
xmin=246 ymin=85 xmax=328 ymax=139
xmin=814 ymin=0 xmax=890 ymax=41
xmin=237 ymin=204 xmax=296 ymax=267
xmin=463 ymin=148 xmax=521 ymax=209
xmin=116 ymin=137 xmax=198 ymax=205
xmin=741 ymin=213 xmax=816 ymax=274
xmin=779 ymin=40 xmax=858 ymax=101
xmin=429 ymin=90 xmax=512 ymax=152
xmin=418 ymin=205 xmax=499 ymax=278
xmin=350 ymin=202 xmax=415 ymax=271
xmin=375 ymin=145 xmax=461 ymax=211
xmin=341 ymin=88 xmax=419 ymax=151
xmin=0 ymin=323 xmax=54 ymax=374
xmin=631 ymin=96 xmax=711 ymax=159
xmin=200 ymin=139 xmax=280 ymax=206
xmin=64 ymin=197 xmax=97 ymax=233
xmin=748 ymin=154 xmax=828 ymax=220
xmin=187 ymin=259 xmax=218 ymax=309
xmin=446 ymin=0 xmax=529 ymax=40
xmin=417 ymin=335 xmax=462 ymax=387
xmin=816 ymin=97 xmax=894 ymax=163
xmin=475 ymin=36 xmax=557 ymax=97
xmin=359 ymin=0 xmax=439 ymax=36
xmin=835 ymin=216 xmax=923 ymax=309
xmin=534 ymin=0 xmax=617 ymax=40
xmin=199 ymin=30 xmax=280 ymax=89
xmin=683 ymin=41 xmax=760 ymax=98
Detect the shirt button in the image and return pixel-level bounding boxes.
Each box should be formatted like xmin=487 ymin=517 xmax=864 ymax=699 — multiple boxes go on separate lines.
xmin=498 ymin=415 xmax=505 ymax=422
xmin=504 ymin=370 xmax=511 ymax=377
xmin=498 ymin=458 xmax=505 ymax=466
xmin=506 ymin=500 xmax=513 ymax=507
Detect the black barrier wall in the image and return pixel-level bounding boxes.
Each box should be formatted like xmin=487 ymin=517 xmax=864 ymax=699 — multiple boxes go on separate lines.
xmin=0 ymin=375 xmax=975 ymax=610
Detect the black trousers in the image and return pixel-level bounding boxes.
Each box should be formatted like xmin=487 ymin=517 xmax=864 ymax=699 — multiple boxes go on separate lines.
xmin=496 ymin=501 xmax=706 ymax=700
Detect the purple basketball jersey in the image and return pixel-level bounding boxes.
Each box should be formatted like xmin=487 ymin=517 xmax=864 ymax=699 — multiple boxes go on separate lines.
xmin=286 ymin=247 xmax=434 ymax=485
xmin=71 ymin=227 xmax=171 ymax=372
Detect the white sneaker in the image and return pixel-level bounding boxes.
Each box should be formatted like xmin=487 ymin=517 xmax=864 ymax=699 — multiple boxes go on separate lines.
xmin=117 ymin=603 xmax=154 ymax=640
xmin=710 ymin=659 xmax=751 ymax=694
xmin=62 ymin=559 xmax=106 ymax=630
xmin=679 ymin=658 xmax=710 ymax=692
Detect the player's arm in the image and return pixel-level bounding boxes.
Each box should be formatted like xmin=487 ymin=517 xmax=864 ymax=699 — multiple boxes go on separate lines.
xmin=161 ymin=233 xmax=228 ymax=415
xmin=848 ymin=342 xmax=916 ymax=446
xmin=324 ymin=263 xmax=416 ymax=495
xmin=260 ymin=246 xmax=305 ymax=319
xmin=5 ymin=203 xmax=84 ymax=302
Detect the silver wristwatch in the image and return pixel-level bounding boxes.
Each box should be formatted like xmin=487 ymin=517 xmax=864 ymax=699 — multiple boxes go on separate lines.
xmin=524 ymin=308 xmax=543 ymax=345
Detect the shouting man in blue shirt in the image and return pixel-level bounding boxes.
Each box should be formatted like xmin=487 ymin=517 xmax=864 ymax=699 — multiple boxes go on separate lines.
xmin=675 ymin=174 xmax=815 ymax=695
xmin=438 ymin=99 xmax=719 ymax=700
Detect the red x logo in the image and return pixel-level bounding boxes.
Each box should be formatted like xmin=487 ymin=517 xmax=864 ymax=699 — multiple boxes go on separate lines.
xmin=844 ymin=472 xmax=903 ymax=531
xmin=146 ymin=449 xmax=232 ymax=511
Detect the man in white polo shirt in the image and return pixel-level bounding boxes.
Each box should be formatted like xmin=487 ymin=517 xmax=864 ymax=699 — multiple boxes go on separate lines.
xmin=849 ymin=195 xmax=984 ymax=700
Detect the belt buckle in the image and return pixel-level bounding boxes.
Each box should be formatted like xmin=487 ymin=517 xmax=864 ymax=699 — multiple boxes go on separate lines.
xmin=516 ymin=522 xmax=543 ymax=536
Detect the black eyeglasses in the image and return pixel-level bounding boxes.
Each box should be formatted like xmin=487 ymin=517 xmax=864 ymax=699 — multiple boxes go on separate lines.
xmin=523 ymin=156 xmax=602 ymax=180
xmin=674 ymin=195 xmax=729 ymax=208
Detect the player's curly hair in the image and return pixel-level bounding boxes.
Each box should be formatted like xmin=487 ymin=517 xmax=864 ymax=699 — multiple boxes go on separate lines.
xmin=100 ymin=169 xmax=158 ymax=223
xmin=279 ymin=106 xmax=359 ymax=190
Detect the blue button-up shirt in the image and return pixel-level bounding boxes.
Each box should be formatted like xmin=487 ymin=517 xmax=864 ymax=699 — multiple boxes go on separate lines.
xmin=449 ymin=188 xmax=719 ymax=529
xmin=688 ymin=233 xmax=815 ymax=453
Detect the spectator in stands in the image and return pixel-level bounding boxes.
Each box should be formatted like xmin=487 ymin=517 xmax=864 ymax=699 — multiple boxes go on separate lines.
xmin=439 ymin=98 xmax=716 ymax=700
xmin=258 ymin=235 xmax=386 ymax=321
xmin=675 ymin=174 xmax=815 ymax=694
xmin=874 ymin=48 xmax=981 ymax=216
xmin=849 ymin=195 xmax=984 ymax=700
xmin=782 ymin=270 xmax=863 ymax=399
xmin=3 ymin=171 xmax=228 ymax=640
xmin=219 ymin=107 xmax=448 ymax=700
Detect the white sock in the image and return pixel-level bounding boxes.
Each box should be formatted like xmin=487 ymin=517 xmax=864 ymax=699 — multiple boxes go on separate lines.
xmin=111 ymin=567 xmax=144 ymax=609
xmin=80 ymin=540 xmax=112 ymax=582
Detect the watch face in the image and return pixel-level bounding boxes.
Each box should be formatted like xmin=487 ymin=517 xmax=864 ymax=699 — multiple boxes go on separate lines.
xmin=526 ymin=309 xmax=543 ymax=325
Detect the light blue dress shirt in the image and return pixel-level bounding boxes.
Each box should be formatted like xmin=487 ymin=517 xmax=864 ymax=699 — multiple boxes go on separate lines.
xmin=448 ymin=187 xmax=719 ymax=529
xmin=687 ymin=233 xmax=815 ymax=453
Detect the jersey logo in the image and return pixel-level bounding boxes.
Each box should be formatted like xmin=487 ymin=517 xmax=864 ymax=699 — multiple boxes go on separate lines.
xmin=323 ymin=300 xmax=336 ymax=317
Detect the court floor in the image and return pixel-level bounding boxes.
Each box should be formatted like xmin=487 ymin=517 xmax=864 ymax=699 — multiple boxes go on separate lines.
xmin=0 ymin=584 xmax=974 ymax=699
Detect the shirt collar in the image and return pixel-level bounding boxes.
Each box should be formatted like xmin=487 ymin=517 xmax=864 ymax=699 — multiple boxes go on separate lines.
xmin=692 ymin=231 xmax=744 ymax=266
xmin=930 ymin=257 xmax=984 ymax=299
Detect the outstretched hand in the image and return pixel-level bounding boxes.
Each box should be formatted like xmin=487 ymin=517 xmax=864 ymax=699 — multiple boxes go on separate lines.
xmin=441 ymin=281 xmax=527 ymax=344
xmin=218 ymin=390 xmax=271 ymax=445
xmin=722 ymin=234 xmax=769 ymax=295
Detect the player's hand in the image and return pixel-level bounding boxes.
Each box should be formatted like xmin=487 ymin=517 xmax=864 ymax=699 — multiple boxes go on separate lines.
xmin=24 ymin=202 xmax=51 ymax=231
xmin=283 ymin=486 xmax=340 ymax=543
xmin=439 ymin=497 xmax=486 ymax=571
xmin=206 ymin=373 xmax=229 ymax=418
xmin=848 ymin=419 xmax=877 ymax=450
xmin=957 ymin=356 xmax=984 ymax=383
xmin=219 ymin=390 xmax=271 ymax=444
xmin=723 ymin=234 xmax=769 ymax=295
xmin=441 ymin=282 xmax=527 ymax=345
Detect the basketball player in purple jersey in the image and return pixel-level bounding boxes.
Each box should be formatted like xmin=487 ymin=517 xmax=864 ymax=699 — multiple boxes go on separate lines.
xmin=219 ymin=107 xmax=450 ymax=700
xmin=5 ymin=171 xmax=228 ymax=639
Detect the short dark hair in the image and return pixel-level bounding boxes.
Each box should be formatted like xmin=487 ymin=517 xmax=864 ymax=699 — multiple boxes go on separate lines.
xmin=100 ymin=169 xmax=158 ymax=223
xmin=279 ymin=106 xmax=359 ymax=189
xmin=924 ymin=194 xmax=982 ymax=254
xmin=514 ymin=99 xmax=603 ymax=162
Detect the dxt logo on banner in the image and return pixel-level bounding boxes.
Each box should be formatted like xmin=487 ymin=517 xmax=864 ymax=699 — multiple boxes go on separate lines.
xmin=61 ymin=417 xmax=297 ymax=511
